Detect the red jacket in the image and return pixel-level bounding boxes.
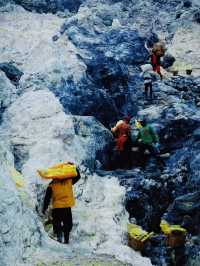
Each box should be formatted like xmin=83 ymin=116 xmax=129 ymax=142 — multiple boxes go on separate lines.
xmin=151 ymin=53 xmax=161 ymax=77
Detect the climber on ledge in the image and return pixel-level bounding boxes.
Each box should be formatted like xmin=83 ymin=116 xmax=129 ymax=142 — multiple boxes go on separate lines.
xmin=146 ymin=41 xmax=166 ymax=80
xmin=140 ymin=64 xmax=158 ymax=101
xmin=136 ymin=118 xmax=164 ymax=168
xmin=42 ymin=166 xmax=81 ymax=244
xmin=111 ymin=116 xmax=133 ymax=169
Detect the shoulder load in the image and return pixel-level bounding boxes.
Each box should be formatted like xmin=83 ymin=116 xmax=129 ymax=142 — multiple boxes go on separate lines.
xmin=37 ymin=162 xmax=78 ymax=180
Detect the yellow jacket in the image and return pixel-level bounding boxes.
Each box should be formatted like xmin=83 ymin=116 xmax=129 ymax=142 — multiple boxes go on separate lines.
xmin=42 ymin=169 xmax=80 ymax=212
xmin=50 ymin=179 xmax=75 ymax=209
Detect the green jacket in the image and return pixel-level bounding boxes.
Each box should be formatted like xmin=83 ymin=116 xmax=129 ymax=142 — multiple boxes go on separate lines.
xmin=137 ymin=125 xmax=159 ymax=145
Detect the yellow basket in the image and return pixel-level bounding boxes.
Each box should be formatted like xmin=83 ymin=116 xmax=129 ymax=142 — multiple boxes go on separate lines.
xmin=128 ymin=224 xmax=154 ymax=251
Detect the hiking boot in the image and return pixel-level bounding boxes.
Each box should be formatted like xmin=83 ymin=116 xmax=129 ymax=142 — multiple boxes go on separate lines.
xmin=57 ymin=233 xmax=63 ymax=243
xmin=64 ymin=232 xmax=70 ymax=244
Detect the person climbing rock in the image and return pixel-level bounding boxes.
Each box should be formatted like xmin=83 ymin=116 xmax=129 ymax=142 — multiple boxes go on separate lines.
xmin=111 ymin=116 xmax=132 ymax=169
xmin=136 ymin=118 xmax=164 ymax=168
xmin=42 ymin=166 xmax=81 ymax=244
xmin=140 ymin=64 xmax=158 ymax=101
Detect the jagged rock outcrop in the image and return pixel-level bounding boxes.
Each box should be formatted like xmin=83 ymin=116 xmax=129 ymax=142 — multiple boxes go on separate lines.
xmin=0 ymin=4 xmax=86 ymax=90
xmin=0 ymin=62 xmax=23 ymax=84
xmin=0 ymin=0 xmax=83 ymax=13
xmin=1 ymin=0 xmax=200 ymax=265
xmin=0 ymin=142 xmax=45 ymax=266
xmin=1 ymin=89 xmax=112 ymax=178
xmin=0 ymin=71 xmax=18 ymax=122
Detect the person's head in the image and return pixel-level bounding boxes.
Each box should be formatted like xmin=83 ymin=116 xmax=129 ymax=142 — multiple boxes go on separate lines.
xmin=124 ymin=116 xmax=131 ymax=124
xmin=152 ymin=42 xmax=166 ymax=57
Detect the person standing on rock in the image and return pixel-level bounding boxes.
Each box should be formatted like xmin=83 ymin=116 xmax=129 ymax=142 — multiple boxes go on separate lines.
xmin=111 ymin=116 xmax=133 ymax=169
xmin=140 ymin=64 xmax=158 ymax=101
xmin=145 ymin=41 xmax=166 ymax=80
xmin=151 ymin=42 xmax=166 ymax=79
xmin=136 ymin=118 xmax=164 ymax=168
xmin=42 ymin=166 xmax=81 ymax=244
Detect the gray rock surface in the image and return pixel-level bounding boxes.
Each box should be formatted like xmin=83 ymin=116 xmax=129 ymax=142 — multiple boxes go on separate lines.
xmin=1 ymin=0 xmax=200 ymax=265
xmin=0 ymin=71 xmax=18 ymax=120
xmin=0 ymin=87 xmax=151 ymax=265
xmin=1 ymin=89 xmax=112 ymax=176
xmin=0 ymin=142 xmax=45 ymax=266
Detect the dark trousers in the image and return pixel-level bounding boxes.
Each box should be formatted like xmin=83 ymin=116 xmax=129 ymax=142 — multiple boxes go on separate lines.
xmin=117 ymin=137 xmax=133 ymax=169
xmin=52 ymin=208 xmax=73 ymax=243
xmin=138 ymin=142 xmax=165 ymax=168
xmin=144 ymin=82 xmax=153 ymax=100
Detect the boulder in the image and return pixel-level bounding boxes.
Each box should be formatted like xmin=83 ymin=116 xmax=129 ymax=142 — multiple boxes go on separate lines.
xmin=13 ymin=0 xmax=83 ymax=13
xmin=0 ymin=142 xmax=44 ymax=266
xmin=0 ymin=62 xmax=23 ymax=84
xmin=0 ymin=71 xmax=18 ymax=121
xmin=161 ymin=54 xmax=176 ymax=69
xmin=1 ymin=89 xmax=113 ymax=184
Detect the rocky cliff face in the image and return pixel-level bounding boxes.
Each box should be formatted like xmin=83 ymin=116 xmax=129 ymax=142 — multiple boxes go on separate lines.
xmin=0 ymin=0 xmax=200 ymax=266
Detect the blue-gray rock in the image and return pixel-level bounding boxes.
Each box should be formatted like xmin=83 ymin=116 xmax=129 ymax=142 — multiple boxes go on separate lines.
xmin=13 ymin=0 xmax=83 ymax=13
xmin=193 ymin=8 xmax=200 ymax=23
xmin=0 ymin=62 xmax=23 ymax=84
xmin=161 ymin=54 xmax=176 ymax=69
xmin=183 ymin=0 xmax=192 ymax=8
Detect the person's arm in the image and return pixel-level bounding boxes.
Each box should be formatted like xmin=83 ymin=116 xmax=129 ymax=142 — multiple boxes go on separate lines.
xmin=149 ymin=126 xmax=159 ymax=143
xmin=42 ymin=186 xmax=52 ymax=214
xmin=72 ymin=168 xmax=81 ymax=185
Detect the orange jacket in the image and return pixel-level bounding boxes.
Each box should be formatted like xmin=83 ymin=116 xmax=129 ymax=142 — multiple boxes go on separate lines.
xmin=112 ymin=121 xmax=131 ymax=151
xmin=112 ymin=121 xmax=131 ymax=138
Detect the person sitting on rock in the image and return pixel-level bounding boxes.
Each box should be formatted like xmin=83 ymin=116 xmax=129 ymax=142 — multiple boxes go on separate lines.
xmin=42 ymin=166 xmax=81 ymax=244
xmin=140 ymin=64 xmax=158 ymax=101
xmin=136 ymin=118 xmax=164 ymax=168
xmin=111 ymin=116 xmax=132 ymax=169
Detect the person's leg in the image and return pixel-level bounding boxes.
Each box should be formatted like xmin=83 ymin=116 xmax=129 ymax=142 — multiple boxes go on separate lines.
xmin=144 ymin=84 xmax=148 ymax=100
xmin=138 ymin=142 xmax=148 ymax=168
xmin=149 ymin=144 xmax=166 ymax=168
xmin=124 ymin=137 xmax=133 ymax=169
xmin=117 ymin=151 xmax=125 ymax=169
xmin=52 ymin=209 xmax=63 ymax=243
xmin=62 ymin=208 xmax=73 ymax=244
xmin=174 ymin=246 xmax=186 ymax=266
xmin=149 ymin=83 xmax=153 ymax=100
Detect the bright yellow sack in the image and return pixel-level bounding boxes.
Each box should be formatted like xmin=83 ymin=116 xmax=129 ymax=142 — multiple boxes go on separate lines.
xmin=160 ymin=220 xmax=187 ymax=235
xmin=135 ymin=120 xmax=143 ymax=129
xmin=37 ymin=162 xmax=77 ymax=180
xmin=10 ymin=167 xmax=26 ymax=188
xmin=128 ymin=224 xmax=153 ymax=242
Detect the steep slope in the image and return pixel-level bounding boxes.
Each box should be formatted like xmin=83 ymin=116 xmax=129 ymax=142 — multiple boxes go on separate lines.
xmin=1 ymin=1 xmax=200 ymax=266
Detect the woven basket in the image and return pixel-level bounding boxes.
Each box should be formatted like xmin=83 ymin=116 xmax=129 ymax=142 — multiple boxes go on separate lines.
xmin=167 ymin=232 xmax=186 ymax=248
xmin=128 ymin=235 xmax=146 ymax=251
